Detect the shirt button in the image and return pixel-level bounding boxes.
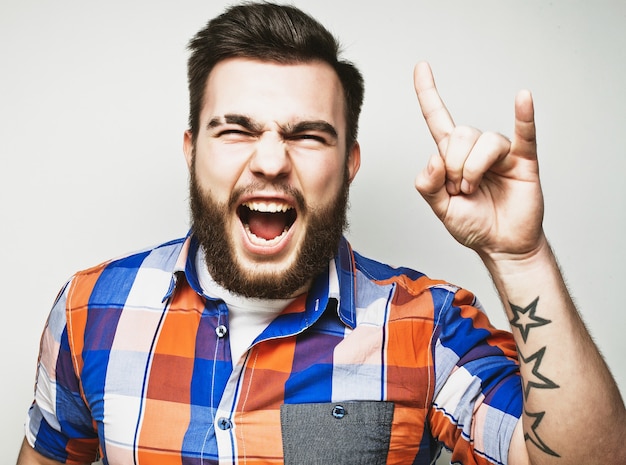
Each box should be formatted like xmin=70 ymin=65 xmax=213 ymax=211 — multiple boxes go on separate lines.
xmin=217 ymin=417 xmax=233 ymax=430
xmin=215 ymin=325 xmax=228 ymax=338
xmin=332 ymin=405 xmax=346 ymax=419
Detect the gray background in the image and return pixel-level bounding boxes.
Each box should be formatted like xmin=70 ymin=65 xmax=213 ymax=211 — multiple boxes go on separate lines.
xmin=2 ymin=1 xmax=624 ymax=462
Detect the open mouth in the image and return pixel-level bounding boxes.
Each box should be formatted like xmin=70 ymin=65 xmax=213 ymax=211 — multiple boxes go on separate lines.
xmin=237 ymin=201 xmax=297 ymax=245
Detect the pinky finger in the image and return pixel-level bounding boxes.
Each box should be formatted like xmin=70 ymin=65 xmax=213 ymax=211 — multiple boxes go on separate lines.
xmin=512 ymin=90 xmax=537 ymax=159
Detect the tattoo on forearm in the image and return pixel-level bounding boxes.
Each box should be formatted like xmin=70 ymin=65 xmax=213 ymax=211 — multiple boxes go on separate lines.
xmin=517 ymin=346 xmax=560 ymax=400
xmin=509 ymin=297 xmax=561 ymax=458
xmin=524 ymin=409 xmax=561 ymax=457
xmin=509 ymin=297 xmax=551 ymax=343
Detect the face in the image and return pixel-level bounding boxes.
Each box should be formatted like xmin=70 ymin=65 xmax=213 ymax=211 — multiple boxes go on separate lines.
xmin=184 ymin=58 xmax=360 ymax=298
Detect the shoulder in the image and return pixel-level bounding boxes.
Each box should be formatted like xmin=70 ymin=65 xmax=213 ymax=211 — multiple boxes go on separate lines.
xmin=352 ymin=249 xmax=458 ymax=297
xmin=76 ymin=237 xmax=187 ymax=276
xmin=66 ymin=236 xmax=187 ymax=309
xmin=349 ymin=248 xmax=497 ymax=331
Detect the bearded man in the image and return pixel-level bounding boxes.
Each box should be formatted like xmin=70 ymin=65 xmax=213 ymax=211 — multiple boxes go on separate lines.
xmin=18 ymin=3 xmax=626 ymax=465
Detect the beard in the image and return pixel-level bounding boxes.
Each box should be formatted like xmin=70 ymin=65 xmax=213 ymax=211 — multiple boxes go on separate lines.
xmin=189 ymin=162 xmax=350 ymax=299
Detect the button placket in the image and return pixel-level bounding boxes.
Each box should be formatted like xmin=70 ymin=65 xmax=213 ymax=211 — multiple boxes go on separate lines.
xmin=217 ymin=417 xmax=233 ymax=430
xmin=215 ymin=324 xmax=228 ymax=338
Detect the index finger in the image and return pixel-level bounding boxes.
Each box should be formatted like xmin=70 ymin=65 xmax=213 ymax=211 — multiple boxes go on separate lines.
xmin=413 ymin=62 xmax=455 ymax=153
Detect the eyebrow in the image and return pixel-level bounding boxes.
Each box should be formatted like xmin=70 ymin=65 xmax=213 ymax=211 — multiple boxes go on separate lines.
xmin=284 ymin=121 xmax=338 ymax=140
xmin=207 ymin=114 xmax=338 ymax=141
xmin=207 ymin=114 xmax=263 ymax=132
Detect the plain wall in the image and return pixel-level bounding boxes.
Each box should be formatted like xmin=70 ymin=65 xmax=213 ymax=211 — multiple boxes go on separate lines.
xmin=2 ymin=1 xmax=624 ymax=462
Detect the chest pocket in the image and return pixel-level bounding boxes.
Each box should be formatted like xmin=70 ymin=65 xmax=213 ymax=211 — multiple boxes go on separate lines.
xmin=280 ymin=401 xmax=395 ymax=465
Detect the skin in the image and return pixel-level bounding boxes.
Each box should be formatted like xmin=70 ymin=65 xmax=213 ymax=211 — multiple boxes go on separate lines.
xmin=17 ymin=59 xmax=626 ymax=464
xmin=183 ymin=58 xmax=360 ymax=297
xmin=16 ymin=442 xmax=69 ymax=465
xmin=413 ymin=61 xmax=626 ymax=464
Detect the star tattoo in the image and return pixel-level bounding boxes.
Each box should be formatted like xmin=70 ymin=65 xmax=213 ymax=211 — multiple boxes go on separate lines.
xmin=509 ymin=297 xmax=551 ymax=343
xmin=517 ymin=346 xmax=559 ymax=400
xmin=524 ymin=409 xmax=560 ymax=457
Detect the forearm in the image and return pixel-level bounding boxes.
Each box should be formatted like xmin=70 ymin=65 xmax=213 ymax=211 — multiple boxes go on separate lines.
xmin=482 ymin=236 xmax=626 ymax=464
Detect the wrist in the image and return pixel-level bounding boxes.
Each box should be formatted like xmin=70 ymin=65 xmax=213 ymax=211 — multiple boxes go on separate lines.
xmin=479 ymin=234 xmax=555 ymax=283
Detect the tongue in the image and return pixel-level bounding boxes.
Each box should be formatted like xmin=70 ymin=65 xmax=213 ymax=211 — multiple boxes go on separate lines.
xmin=247 ymin=211 xmax=288 ymax=240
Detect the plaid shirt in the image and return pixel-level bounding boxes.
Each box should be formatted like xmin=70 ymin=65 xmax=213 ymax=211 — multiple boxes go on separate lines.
xmin=25 ymin=234 xmax=522 ymax=465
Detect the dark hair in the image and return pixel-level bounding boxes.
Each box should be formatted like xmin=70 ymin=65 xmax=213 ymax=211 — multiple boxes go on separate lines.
xmin=187 ymin=2 xmax=364 ymax=147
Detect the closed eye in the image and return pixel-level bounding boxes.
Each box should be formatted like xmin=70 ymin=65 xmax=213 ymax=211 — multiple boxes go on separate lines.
xmin=288 ymin=134 xmax=327 ymax=143
xmin=282 ymin=121 xmax=338 ymax=147
xmin=219 ymin=129 xmax=252 ymax=136
xmin=215 ymin=128 xmax=257 ymax=142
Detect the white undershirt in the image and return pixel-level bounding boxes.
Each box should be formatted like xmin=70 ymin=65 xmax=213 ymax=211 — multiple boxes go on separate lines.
xmin=195 ymin=250 xmax=295 ymax=364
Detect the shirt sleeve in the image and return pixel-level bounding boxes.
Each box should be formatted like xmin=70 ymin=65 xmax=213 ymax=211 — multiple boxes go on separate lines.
xmin=428 ymin=285 xmax=522 ymax=465
xmin=24 ymin=280 xmax=100 ymax=464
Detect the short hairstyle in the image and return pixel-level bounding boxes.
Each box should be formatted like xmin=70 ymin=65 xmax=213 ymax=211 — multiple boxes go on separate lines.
xmin=187 ymin=2 xmax=364 ymax=148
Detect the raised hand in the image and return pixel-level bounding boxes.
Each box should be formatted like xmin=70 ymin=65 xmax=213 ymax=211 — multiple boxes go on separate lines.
xmin=413 ymin=62 xmax=545 ymax=260
xmin=414 ymin=62 xmax=626 ymax=465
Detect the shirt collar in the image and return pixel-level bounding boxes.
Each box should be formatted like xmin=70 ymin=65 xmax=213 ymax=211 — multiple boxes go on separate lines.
xmin=163 ymin=232 xmax=359 ymax=329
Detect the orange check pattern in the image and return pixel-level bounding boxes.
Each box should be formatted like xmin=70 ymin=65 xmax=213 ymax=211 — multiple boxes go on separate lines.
xmin=25 ymin=234 xmax=522 ymax=464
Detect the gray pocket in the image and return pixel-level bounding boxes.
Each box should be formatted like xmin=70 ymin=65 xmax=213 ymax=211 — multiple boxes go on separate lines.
xmin=280 ymin=401 xmax=394 ymax=465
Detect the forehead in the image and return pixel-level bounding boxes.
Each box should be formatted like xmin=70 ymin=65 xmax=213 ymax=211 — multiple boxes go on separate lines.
xmin=202 ymin=58 xmax=346 ymax=129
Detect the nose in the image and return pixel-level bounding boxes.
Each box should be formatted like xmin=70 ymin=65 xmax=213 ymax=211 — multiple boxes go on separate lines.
xmin=248 ymin=131 xmax=291 ymax=180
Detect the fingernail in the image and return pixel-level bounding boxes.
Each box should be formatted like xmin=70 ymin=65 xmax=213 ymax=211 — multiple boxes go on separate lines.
xmin=446 ymin=180 xmax=457 ymax=194
xmin=461 ymin=179 xmax=471 ymax=194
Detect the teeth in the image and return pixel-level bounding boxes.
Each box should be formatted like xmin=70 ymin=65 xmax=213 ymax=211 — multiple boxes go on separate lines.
xmin=243 ymin=201 xmax=292 ymax=213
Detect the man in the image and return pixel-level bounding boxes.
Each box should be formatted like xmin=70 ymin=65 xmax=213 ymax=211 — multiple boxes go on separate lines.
xmin=17 ymin=2 xmax=625 ymax=465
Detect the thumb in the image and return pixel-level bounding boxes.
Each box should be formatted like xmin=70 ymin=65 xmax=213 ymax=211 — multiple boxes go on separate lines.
xmin=415 ymin=153 xmax=450 ymax=218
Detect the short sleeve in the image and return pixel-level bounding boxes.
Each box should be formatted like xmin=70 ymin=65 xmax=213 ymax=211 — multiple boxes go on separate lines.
xmin=428 ymin=285 xmax=522 ymax=465
xmin=24 ymin=280 xmax=100 ymax=464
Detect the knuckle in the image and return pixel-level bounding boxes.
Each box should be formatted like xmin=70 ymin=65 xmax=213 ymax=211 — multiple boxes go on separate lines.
xmin=452 ymin=125 xmax=480 ymax=141
xmin=482 ymin=130 xmax=510 ymax=146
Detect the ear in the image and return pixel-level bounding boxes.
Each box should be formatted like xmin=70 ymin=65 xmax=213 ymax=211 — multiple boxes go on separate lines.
xmin=347 ymin=141 xmax=361 ymax=183
xmin=183 ymin=130 xmax=194 ymax=170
